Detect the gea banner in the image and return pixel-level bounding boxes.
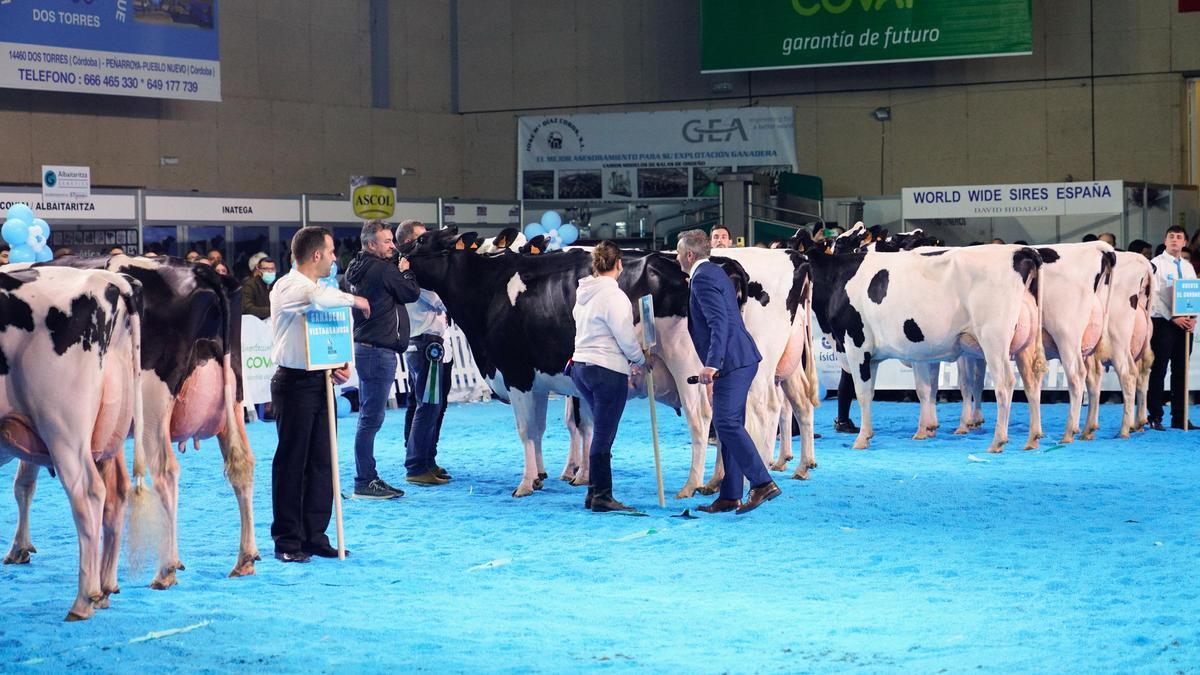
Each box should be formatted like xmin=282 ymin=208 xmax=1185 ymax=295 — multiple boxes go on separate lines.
xmin=902 ymin=181 xmax=1124 ymax=220
xmin=0 ymin=0 xmax=220 ymax=101
xmin=517 ymin=107 xmax=797 ymax=201
xmin=701 ymin=0 xmax=1032 ymax=73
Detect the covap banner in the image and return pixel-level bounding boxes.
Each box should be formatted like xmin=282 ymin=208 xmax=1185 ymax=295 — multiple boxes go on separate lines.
xmin=0 ymin=0 xmax=220 ymax=102
xmin=517 ymin=107 xmax=797 ymax=201
xmin=701 ymin=0 xmax=1032 ymax=73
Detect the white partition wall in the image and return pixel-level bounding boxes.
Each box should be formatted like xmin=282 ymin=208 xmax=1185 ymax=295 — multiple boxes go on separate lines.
xmin=1 ymin=186 xmax=140 ymax=257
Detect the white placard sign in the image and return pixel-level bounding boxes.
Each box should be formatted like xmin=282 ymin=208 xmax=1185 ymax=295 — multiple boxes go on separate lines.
xmin=902 ymin=181 xmax=1124 ymax=220
xmin=0 ymin=191 xmax=136 ymax=220
xmin=41 ymin=165 xmax=91 ymax=203
xmin=145 ymin=196 xmax=301 ymax=222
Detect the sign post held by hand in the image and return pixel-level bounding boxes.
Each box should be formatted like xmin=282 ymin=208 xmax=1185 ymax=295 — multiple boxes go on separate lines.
xmin=1172 ymin=279 xmax=1200 ymax=433
xmin=638 ymin=295 xmax=665 ymax=507
xmin=304 ymin=306 xmax=355 ymax=559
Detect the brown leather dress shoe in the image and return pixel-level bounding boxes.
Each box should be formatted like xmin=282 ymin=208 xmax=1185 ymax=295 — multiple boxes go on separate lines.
xmin=697 ymin=497 xmax=741 ymax=513
xmin=736 ymin=481 xmax=781 ymax=515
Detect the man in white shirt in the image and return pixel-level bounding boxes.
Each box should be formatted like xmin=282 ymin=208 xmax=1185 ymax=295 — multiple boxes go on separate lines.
xmin=269 ymin=227 xmax=370 ymax=562
xmin=396 ymin=220 xmax=455 ymax=486
xmin=1147 ymin=225 xmax=1197 ymax=430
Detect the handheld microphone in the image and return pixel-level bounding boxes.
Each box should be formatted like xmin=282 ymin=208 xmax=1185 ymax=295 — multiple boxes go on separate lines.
xmin=686 ymin=373 xmax=719 ymax=385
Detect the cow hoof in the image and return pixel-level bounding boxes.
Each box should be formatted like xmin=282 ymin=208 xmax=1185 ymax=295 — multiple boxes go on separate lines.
xmin=229 ymin=554 xmax=258 ymax=578
xmin=569 ymin=477 xmax=589 ymax=487
xmin=1117 ymin=429 xmax=1131 ymax=439
xmin=769 ymin=461 xmax=789 ymax=472
xmin=987 ymin=446 xmax=1005 ymax=454
xmin=65 ymin=608 xmax=92 ymax=622
xmin=557 ymin=470 xmax=576 ymax=482
xmin=912 ymin=432 xmax=929 ymax=441
xmin=512 ymin=485 xmax=535 ymax=498
xmin=532 ymin=477 xmax=545 ymax=491
xmin=150 ymin=571 xmax=178 ymax=590
xmin=1079 ymin=431 xmax=1095 ymax=441
xmin=806 ymin=461 xmax=818 ymax=470
xmin=674 ymin=486 xmax=697 ymax=499
xmin=95 ymin=595 xmax=111 ymax=610
xmin=3 ymin=546 xmax=35 ymax=565
xmin=537 ymin=472 xmax=548 ymax=481
xmin=791 ymin=469 xmax=810 ymax=481
xmin=1023 ymin=441 xmax=1039 ymax=451
xmin=954 ymin=426 xmax=969 ymax=435
xmin=1059 ymin=434 xmax=1075 ymax=445
xmin=697 ymin=485 xmax=719 ymax=496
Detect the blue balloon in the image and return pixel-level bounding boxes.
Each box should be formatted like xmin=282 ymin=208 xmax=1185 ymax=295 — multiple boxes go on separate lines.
xmin=35 ymin=247 xmax=52 ymax=263
xmin=524 ymin=223 xmax=546 ymax=238
xmin=540 ymin=211 xmax=562 ymax=230
xmin=558 ymin=223 xmax=579 ymax=246
xmin=335 ymin=395 xmax=351 ymax=418
xmin=2 ymin=218 xmax=29 ymax=247
xmin=30 ymin=218 xmax=50 ymax=240
xmin=9 ymin=245 xmax=36 ymax=264
xmin=27 ymin=219 xmax=49 ymax=248
xmin=6 ymin=203 xmax=34 ymax=226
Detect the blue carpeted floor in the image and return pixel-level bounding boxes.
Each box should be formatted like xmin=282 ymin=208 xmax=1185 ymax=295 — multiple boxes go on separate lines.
xmin=1 ymin=398 xmax=1197 ymax=672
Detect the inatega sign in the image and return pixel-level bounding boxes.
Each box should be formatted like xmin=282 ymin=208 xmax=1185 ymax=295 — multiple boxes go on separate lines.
xmin=701 ymin=0 xmax=1032 ymax=72
xmin=516 ymin=107 xmax=796 ymax=201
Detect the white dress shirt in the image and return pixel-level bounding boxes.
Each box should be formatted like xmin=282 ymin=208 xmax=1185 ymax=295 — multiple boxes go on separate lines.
xmin=270 ymin=269 xmax=356 ymax=369
xmin=407 ymin=289 xmax=448 ymax=338
xmin=1150 ymin=251 xmax=1198 ymax=319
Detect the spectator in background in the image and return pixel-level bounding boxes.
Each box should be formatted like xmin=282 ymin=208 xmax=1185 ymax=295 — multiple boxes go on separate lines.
xmin=242 ymin=256 xmax=276 ymax=320
xmin=0 ymin=246 xmax=8 ymax=265
xmin=214 ymin=262 xmax=231 ymax=276
xmin=991 ymin=238 xmax=1006 ymax=245
xmin=1099 ymin=232 xmax=1117 ymax=247
xmin=207 ymin=249 xmax=224 ymax=266
xmin=1013 ymin=240 xmax=1029 ymax=246
xmin=109 ymin=246 xmax=124 ymax=255
xmin=1082 ymin=233 xmax=1098 ymax=242
xmin=53 ymin=247 xmax=73 ymax=259
xmin=710 ymin=225 xmax=733 ymax=249
xmin=143 ymin=251 xmax=159 ymax=258
xmin=185 ymin=251 xmax=202 ymax=263
xmin=1127 ymin=239 xmax=1153 ymax=259
xmin=1155 ymin=244 xmax=1167 ymax=257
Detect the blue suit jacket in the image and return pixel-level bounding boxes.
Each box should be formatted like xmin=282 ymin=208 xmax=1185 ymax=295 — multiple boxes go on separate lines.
xmin=687 ymin=260 xmax=762 ymax=372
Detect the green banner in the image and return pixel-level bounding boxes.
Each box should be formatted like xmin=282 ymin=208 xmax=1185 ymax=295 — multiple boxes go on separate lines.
xmin=700 ymin=0 xmax=1032 ymax=73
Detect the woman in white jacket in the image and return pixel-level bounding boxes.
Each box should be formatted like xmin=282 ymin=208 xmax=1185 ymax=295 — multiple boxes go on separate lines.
xmin=569 ymin=241 xmax=647 ymax=513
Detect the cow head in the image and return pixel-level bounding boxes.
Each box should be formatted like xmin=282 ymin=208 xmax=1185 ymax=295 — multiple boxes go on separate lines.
xmin=520 ymin=235 xmax=548 ymax=255
xmin=832 ymin=222 xmax=879 ymax=254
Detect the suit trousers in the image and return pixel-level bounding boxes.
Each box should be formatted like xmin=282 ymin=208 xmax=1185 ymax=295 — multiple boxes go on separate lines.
xmin=270 ymin=367 xmax=333 ymax=555
xmin=713 ymin=364 xmax=771 ymax=500
xmin=1148 ymin=318 xmax=1194 ymax=425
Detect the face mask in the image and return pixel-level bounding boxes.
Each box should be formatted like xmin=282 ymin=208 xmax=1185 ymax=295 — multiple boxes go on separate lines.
xmin=261 ymin=272 xmax=276 ymax=285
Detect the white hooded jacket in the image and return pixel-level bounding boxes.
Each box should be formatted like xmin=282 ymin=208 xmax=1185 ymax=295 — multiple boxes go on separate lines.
xmin=571 ymin=275 xmax=645 ymax=375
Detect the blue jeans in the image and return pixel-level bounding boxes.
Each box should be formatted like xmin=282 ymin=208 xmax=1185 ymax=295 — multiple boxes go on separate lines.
xmin=353 ymin=344 xmax=398 ymax=489
xmin=569 ymin=362 xmax=629 ymax=498
xmin=712 ymin=364 xmax=771 ymax=501
xmin=405 ymin=341 xmax=453 ymax=476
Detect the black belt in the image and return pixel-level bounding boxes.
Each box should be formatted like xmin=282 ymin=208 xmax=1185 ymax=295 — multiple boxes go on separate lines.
xmin=410 ymin=334 xmax=444 ymax=347
xmin=355 ymin=340 xmax=401 ymax=352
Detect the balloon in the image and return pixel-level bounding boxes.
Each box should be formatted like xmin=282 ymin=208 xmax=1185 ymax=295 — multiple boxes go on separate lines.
xmin=558 ymin=224 xmax=579 ymax=246
xmin=35 ymin=247 xmax=52 ymax=263
xmin=6 ymin=203 xmax=34 ymax=226
xmin=30 ymin=218 xmax=50 ymax=240
xmin=2 ymin=218 xmax=29 ymax=247
xmin=9 ymin=245 xmax=36 ymax=264
xmin=524 ymin=223 xmax=546 ymax=238
xmin=545 ymin=229 xmax=561 ymax=250
xmin=539 ymin=211 xmax=562 ymax=230
xmin=26 ymin=219 xmax=49 ymax=249
xmin=335 ymin=395 xmax=351 ymax=418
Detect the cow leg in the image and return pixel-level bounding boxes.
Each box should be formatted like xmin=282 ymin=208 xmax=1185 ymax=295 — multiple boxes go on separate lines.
xmin=509 ymin=391 xmax=549 ymax=497
xmin=780 ymin=373 xmax=816 ymax=480
xmin=217 ymin=414 xmax=260 ymax=578
xmin=652 ymin=331 xmax=714 ymax=498
xmin=97 ymin=455 xmax=129 ymax=608
xmin=848 ymin=350 xmax=878 ymax=450
xmin=58 ymin=452 xmax=105 ymax=621
xmin=569 ymin=399 xmax=594 ymax=487
xmin=559 ymin=397 xmax=582 ymax=482
xmin=955 ymin=357 xmax=984 ymax=434
xmin=1112 ymin=351 xmax=1139 ymax=438
xmin=770 ymin=401 xmax=793 ymax=471
xmin=4 ymin=460 xmax=39 ymax=565
xmin=1082 ymin=355 xmax=1105 ymax=440
xmin=1056 ymin=347 xmax=1088 ymax=445
xmin=983 ymin=344 xmax=1016 ymax=453
xmin=1015 ymin=348 xmax=1044 ymax=450
xmin=1134 ymin=350 xmax=1153 ymax=431
xmin=147 ymin=423 xmax=183 ymax=590
xmin=912 ymin=363 xmax=938 ymax=440
xmin=531 ymin=392 xmax=549 ymax=488
xmin=703 ymin=441 xmax=725 ymax=494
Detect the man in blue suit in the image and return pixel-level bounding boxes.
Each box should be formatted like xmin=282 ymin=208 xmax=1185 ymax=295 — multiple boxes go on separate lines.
xmin=676 ymin=229 xmax=781 ymax=514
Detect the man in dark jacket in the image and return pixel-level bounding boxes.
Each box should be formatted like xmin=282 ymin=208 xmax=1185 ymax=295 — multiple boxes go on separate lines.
xmin=345 ymin=220 xmax=421 ymax=499
xmin=241 ymin=256 xmax=276 ymax=320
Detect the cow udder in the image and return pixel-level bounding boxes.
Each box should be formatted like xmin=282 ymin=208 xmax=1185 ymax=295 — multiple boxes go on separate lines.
xmin=170 ymin=360 xmax=227 ymax=442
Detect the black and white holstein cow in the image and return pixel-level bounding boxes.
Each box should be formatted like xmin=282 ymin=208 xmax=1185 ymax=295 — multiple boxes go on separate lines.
xmin=794 ymin=226 xmax=1045 ymax=452
xmin=0 ymin=266 xmax=152 ymax=620
xmin=401 ymin=227 xmax=715 ymax=498
xmin=5 ymin=255 xmax=258 ymax=588
xmin=1083 ymin=251 xmax=1155 ymax=438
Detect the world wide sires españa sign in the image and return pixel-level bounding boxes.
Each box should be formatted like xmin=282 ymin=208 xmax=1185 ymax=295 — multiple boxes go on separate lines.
xmin=700 ymin=0 xmax=1032 ymax=73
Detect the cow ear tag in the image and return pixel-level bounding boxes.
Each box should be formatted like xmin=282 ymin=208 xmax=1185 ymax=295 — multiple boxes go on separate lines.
xmin=454 ymin=239 xmax=466 ymax=250
xmin=468 ymin=240 xmax=480 ymax=250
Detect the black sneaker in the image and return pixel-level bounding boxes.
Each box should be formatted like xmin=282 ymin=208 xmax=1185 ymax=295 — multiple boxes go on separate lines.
xmin=1149 ymin=420 xmax=1166 ymax=431
xmin=834 ymin=418 xmax=860 ymax=434
xmin=353 ymin=479 xmax=404 ymax=499
xmin=302 ymin=543 xmax=350 ymax=559
xmin=274 ymin=550 xmax=311 ymax=563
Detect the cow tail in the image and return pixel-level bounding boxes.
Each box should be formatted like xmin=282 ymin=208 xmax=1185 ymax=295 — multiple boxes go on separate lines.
xmin=1095 ymin=250 xmax=1118 ymax=363
xmin=124 ymin=279 xmax=161 ymax=575
xmin=803 ymin=278 xmax=819 ymax=406
xmin=1033 ymin=256 xmax=1047 ymax=377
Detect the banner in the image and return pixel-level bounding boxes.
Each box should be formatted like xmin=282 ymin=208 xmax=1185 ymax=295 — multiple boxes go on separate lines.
xmin=517 ymin=107 xmax=796 ymax=201
xmin=0 ymin=0 xmax=220 ymax=102
xmin=700 ymin=0 xmax=1032 ymax=73
xmin=42 ymin=165 xmax=90 ymax=203
xmin=902 ymin=181 xmax=1124 ymax=220
xmin=350 ymin=176 xmax=396 ymax=220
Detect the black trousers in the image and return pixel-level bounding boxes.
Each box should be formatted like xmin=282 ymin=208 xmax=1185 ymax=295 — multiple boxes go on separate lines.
xmin=1148 ymin=318 xmax=1194 ymax=425
xmin=837 ymin=369 xmax=855 ymax=421
xmin=271 ymin=367 xmax=333 ymax=555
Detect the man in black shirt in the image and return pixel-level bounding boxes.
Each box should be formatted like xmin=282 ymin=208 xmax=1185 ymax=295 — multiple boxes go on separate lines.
xmin=345 ymin=220 xmax=421 ymax=499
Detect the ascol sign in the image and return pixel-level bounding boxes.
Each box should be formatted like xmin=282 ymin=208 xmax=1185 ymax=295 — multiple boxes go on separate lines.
xmin=902 ymin=181 xmax=1124 ymax=219
xmin=350 ymin=176 xmax=396 ymax=219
